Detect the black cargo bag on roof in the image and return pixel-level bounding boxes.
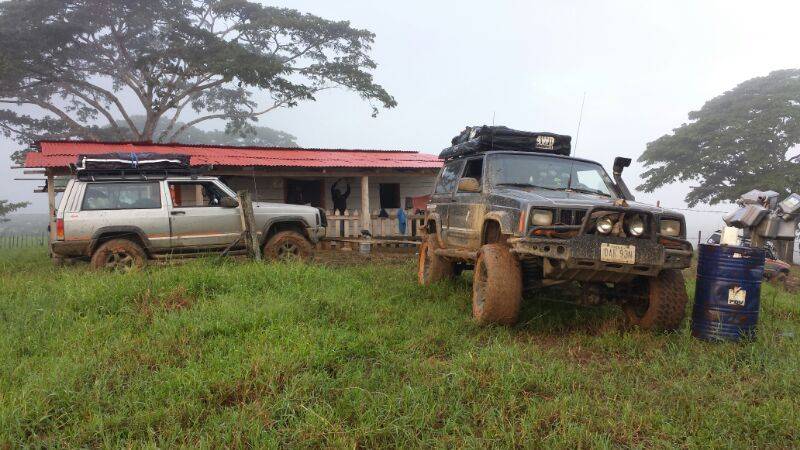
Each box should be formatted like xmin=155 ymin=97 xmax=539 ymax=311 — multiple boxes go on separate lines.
xmin=440 ymin=125 xmax=571 ymax=160
xmin=76 ymin=152 xmax=191 ymax=172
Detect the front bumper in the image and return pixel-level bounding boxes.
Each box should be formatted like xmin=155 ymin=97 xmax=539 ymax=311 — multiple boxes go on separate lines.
xmin=307 ymin=226 xmax=326 ymax=243
xmin=508 ymin=234 xmax=692 ymax=281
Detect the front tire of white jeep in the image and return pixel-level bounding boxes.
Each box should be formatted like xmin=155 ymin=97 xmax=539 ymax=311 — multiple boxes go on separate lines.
xmin=263 ymin=231 xmax=313 ymax=262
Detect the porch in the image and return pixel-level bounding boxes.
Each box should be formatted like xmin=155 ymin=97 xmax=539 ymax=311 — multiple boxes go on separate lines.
xmin=219 ymin=170 xmax=435 ymax=240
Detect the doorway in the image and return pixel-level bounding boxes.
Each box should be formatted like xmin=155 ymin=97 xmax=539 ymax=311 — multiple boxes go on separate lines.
xmin=285 ymin=179 xmax=324 ymax=207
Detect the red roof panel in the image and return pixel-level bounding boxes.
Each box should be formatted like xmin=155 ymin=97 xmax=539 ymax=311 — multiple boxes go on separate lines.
xmin=24 ymin=141 xmax=443 ymax=170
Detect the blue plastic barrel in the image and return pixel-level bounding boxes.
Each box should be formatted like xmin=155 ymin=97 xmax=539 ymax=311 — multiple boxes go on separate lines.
xmin=692 ymin=244 xmax=765 ymax=342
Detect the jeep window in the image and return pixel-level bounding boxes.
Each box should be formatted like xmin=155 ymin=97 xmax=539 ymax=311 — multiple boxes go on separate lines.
xmin=487 ymin=154 xmax=615 ymax=197
xmin=462 ymin=158 xmax=484 ymax=183
xmin=435 ymin=160 xmax=464 ymax=194
xmin=169 ymin=182 xmax=232 ymax=207
xmin=81 ymin=182 xmax=162 ymax=210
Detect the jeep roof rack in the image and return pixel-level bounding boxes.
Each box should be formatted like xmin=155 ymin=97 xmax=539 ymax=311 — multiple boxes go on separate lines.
xmin=73 ymin=152 xmax=207 ymax=181
xmin=439 ymin=125 xmax=572 ymax=160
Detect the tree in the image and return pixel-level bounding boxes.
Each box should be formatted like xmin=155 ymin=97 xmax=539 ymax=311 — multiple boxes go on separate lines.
xmin=168 ymin=124 xmax=297 ymax=147
xmin=10 ymin=115 xmax=298 ymax=163
xmin=638 ymin=69 xmax=800 ymax=206
xmin=0 ymin=0 xmax=395 ymax=153
xmin=0 ymin=199 xmax=28 ymax=222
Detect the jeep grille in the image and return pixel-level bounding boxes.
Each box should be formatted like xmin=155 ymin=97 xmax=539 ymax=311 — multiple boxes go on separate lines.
xmin=556 ymin=209 xmax=587 ymax=226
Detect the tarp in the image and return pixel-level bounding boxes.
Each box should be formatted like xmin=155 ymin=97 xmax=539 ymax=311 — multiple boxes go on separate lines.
xmin=76 ymin=152 xmax=191 ymax=172
xmin=440 ymin=125 xmax=571 ymax=160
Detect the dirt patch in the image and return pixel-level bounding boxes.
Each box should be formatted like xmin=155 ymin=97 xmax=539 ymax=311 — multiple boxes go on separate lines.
xmin=136 ymin=287 xmax=195 ymax=319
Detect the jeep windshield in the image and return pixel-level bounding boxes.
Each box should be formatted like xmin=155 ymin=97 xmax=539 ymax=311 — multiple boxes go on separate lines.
xmin=487 ymin=153 xmax=616 ymax=198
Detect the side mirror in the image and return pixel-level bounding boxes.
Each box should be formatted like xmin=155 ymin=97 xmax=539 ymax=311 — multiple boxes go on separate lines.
xmin=457 ymin=177 xmax=481 ymax=193
xmin=220 ymin=197 xmax=239 ymax=208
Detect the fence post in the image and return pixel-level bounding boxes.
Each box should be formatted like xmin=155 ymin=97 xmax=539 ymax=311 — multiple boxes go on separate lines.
xmin=237 ymin=191 xmax=262 ymax=261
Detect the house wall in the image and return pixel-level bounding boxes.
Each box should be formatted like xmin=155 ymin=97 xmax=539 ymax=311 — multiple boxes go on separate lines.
xmin=222 ymin=173 xmax=436 ymax=213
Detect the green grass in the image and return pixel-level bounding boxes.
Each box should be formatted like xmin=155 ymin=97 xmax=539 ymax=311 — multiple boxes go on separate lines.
xmin=1 ymin=249 xmax=799 ymax=448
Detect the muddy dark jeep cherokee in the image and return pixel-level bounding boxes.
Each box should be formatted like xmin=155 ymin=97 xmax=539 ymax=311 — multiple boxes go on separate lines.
xmin=419 ymin=126 xmax=693 ymax=330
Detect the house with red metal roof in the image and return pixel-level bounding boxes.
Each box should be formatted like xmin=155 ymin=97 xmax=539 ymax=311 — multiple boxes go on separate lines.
xmin=22 ymin=140 xmax=443 ymax=239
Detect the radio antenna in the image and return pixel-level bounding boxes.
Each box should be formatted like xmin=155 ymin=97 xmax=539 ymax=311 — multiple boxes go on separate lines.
xmin=573 ymin=92 xmax=586 ymax=156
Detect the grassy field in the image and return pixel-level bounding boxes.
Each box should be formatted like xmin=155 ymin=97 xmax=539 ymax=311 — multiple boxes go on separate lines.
xmin=1 ymin=249 xmax=799 ymax=448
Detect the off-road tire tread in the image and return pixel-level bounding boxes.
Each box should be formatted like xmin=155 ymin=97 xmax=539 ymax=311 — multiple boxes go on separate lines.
xmin=263 ymin=231 xmax=313 ymax=261
xmin=90 ymin=238 xmax=147 ymax=271
xmin=624 ymin=269 xmax=688 ymax=331
xmin=418 ymin=234 xmax=454 ymax=285
xmin=472 ymin=244 xmax=522 ymax=325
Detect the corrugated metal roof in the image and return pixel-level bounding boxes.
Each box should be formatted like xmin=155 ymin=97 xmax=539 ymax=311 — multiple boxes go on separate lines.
xmin=24 ymin=141 xmax=443 ymax=170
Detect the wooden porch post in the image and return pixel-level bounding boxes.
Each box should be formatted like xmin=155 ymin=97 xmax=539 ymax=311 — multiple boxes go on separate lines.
xmin=360 ymin=175 xmax=370 ymax=234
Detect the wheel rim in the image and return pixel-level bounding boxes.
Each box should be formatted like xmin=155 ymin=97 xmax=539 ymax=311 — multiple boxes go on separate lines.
xmin=105 ymin=250 xmax=135 ymax=272
xmin=277 ymin=241 xmax=300 ymax=260
xmin=474 ymin=258 xmax=487 ymax=313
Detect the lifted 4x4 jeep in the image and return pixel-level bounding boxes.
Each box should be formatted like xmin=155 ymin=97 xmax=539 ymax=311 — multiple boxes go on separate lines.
xmin=419 ymin=127 xmax=693 ymax=330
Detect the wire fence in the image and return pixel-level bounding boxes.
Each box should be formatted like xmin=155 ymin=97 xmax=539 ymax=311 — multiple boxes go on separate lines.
xmin=0 ymin=232 xmax=49 ymax=249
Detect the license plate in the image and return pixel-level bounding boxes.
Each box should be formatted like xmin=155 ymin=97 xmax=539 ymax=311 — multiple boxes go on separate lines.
xmin=600 ymin=243 xmax=636 ymax=264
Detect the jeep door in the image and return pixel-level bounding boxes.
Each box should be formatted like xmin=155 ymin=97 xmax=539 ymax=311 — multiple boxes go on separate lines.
xmin=429 ymin=159 xmax=464 ymax=245
xmin=166 ymin=180 xmax=242 ymax=249
xmin=446 ymin=156 xmax=485 ymax=249
xmin=74 ymin=181 xmax=171 ymax=250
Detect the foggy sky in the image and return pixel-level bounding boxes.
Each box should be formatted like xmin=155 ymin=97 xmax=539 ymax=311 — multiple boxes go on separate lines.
xmin=3 ymin=0 xmax=800 ymax=241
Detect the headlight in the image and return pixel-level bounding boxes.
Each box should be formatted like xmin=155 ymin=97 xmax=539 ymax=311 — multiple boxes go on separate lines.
xmin=596 ymin=215 xmax=614 ymax=234
xmin=627 ymin=215 xmax=646 ymax=237
xmin=530 ymin=209 xmax=553 ymax=226
xmin=660 ymin=219 xmax=681 ymax=237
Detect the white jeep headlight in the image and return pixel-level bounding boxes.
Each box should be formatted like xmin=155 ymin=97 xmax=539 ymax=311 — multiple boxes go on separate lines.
xmin=596 ymin=215 xmax=614 ymax=234
xmin=530 ymin=209 xmax=553 ymax=226
xmin=660 ymin=219 xmax=681 ymax=237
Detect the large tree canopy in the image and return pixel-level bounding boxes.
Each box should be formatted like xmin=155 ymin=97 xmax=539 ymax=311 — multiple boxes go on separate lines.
xmin=0 ymin=0 xmax=395 ymax=151
xmin=638 ymin=69 xmax=800 ymax=206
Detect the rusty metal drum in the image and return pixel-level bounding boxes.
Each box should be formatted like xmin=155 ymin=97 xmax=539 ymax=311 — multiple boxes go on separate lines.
xmin=692 ymin=244 xmax=765 ymax=342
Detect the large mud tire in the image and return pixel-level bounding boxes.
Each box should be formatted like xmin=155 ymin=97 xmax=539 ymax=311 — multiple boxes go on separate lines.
xmin=418 ymin=234 xmax=454 ymax=285
xmin=263 ymin=231 xmax=313 ymax=262
xmin=623 ymin=269 xmax=688 ymax=331
xmin=472 ymin=244 xmax=523 ymax=325
xmin=90 ymin=239 xmax=147 ymax=272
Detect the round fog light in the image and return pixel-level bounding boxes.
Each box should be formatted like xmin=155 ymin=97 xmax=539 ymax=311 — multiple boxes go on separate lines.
xmin=628 ymin=215 xmax=646 ymax=237
xmin=596 ymin=215 xmax=614 ymax=234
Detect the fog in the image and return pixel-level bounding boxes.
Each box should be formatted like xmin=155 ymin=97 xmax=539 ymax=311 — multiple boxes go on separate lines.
xmin=4 ymin=0 xmax=800 ymax=244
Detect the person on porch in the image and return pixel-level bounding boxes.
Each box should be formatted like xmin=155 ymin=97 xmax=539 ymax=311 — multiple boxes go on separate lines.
xmin=331 ymin=178 xmax=351 ymax=236
xmin=331 ymin=178 xmax=351 ymax=214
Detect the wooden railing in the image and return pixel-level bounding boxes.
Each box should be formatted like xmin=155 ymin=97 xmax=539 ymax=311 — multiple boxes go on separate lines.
xmin=325 ymin=210 xmax=425 ymax=239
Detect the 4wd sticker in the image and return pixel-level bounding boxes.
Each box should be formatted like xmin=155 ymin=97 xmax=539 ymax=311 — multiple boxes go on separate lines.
xmin=535 ymin=135 xmax=555 ymax=150
xmin=727 ymin=286 xmax=746 ymax=306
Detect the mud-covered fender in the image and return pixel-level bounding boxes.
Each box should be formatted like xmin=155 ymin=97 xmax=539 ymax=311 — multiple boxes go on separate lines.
xmin=89 ymin=226 xmax=152 ymax=253
xmin=482 ymin=211 xmax=516 ymax=237
xmin=423 ymin=211 xmax=446 ymax=247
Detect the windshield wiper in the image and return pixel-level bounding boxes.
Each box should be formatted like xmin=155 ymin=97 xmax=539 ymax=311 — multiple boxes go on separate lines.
xmin=568 ymin=187 xmax=612 ymax=197
xmin=496 ymin=182 xmax=563 ymax=191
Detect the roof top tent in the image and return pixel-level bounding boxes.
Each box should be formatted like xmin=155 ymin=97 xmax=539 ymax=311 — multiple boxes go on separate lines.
xmin=439 ymin=125 xmax=572 ymax=160
xmin=20 ymin=140 xmax=443 ymax=242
